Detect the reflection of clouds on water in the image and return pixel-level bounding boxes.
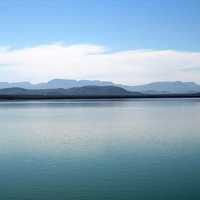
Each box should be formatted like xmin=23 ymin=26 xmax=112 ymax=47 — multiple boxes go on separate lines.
xmin=0 ymin=99 xmax=200 ymax=159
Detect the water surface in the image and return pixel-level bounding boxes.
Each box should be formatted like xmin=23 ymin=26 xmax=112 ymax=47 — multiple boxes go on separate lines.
xmin=0 ymin=99 xmax=200 ymax=199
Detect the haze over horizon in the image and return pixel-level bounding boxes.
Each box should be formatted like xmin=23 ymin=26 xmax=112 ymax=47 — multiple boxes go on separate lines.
xmin=0 ymin=0 xmax=200 ymax=84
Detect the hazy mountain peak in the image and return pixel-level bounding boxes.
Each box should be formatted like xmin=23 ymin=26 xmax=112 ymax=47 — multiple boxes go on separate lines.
xmin=123 ymin=81 xmax=200 ymax=94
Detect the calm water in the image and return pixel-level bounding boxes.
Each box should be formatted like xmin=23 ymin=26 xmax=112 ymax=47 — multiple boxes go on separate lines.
xmin=0 ymin=99 xmax=200 ymax=199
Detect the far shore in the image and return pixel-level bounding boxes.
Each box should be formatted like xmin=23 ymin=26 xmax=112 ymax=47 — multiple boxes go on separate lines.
xmin=0 ymin=94 xmax=200 ymax=100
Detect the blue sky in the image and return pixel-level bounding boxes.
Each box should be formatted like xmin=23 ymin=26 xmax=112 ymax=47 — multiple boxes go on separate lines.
xmin=0 ymin=0 xmax=200 ymax=51
xmin=0 ymin=0 xmax=200 ymax=84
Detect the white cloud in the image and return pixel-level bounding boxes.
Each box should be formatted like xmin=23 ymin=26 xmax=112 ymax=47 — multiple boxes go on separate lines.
xmin=0 ymin=43 xmax=200 ymax=84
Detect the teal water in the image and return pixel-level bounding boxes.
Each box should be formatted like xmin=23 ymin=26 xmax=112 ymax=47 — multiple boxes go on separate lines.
xmin=0 ymin=99 xmax=200 ymax=199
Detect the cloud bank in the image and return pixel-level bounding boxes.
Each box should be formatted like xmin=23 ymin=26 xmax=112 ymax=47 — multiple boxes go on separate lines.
xmin=0 ymin=43 xmax=200 ymax=84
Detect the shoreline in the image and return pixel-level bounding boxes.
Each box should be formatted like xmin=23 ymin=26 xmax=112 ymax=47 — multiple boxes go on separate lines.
xmin=0 ymin=94 xmax=200 ymax=100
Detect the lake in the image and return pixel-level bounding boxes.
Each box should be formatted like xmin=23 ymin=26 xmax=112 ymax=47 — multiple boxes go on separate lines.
xmin=0 ymin=99 xmax=200 ymax=199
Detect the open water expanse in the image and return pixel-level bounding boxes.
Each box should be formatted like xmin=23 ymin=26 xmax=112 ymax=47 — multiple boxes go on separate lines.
xmin=0 ymin=99 xmax=200 ymax=199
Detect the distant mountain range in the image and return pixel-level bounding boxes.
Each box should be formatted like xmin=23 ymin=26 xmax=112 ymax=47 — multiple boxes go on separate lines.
xmin=0 ymin=85 xmax=200 ymax=100
xmin=121 ymin=81 xmax=200 ymax=94
xmin=0 ymin=86 xmax=142 ymax=99
xmin=0 ymin=79 xmax=113 ymax=90
xmin=0 ymin=79 xmax=200 ymax=94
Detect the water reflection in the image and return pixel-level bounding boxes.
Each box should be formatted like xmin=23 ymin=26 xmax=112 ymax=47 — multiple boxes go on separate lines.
xmin=0 ymin=99 xmax=200 ymax=199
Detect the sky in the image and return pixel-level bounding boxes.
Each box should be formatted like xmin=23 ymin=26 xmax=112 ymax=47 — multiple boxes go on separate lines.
xmin=0 ymin=0 xmax=200 ymax=84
